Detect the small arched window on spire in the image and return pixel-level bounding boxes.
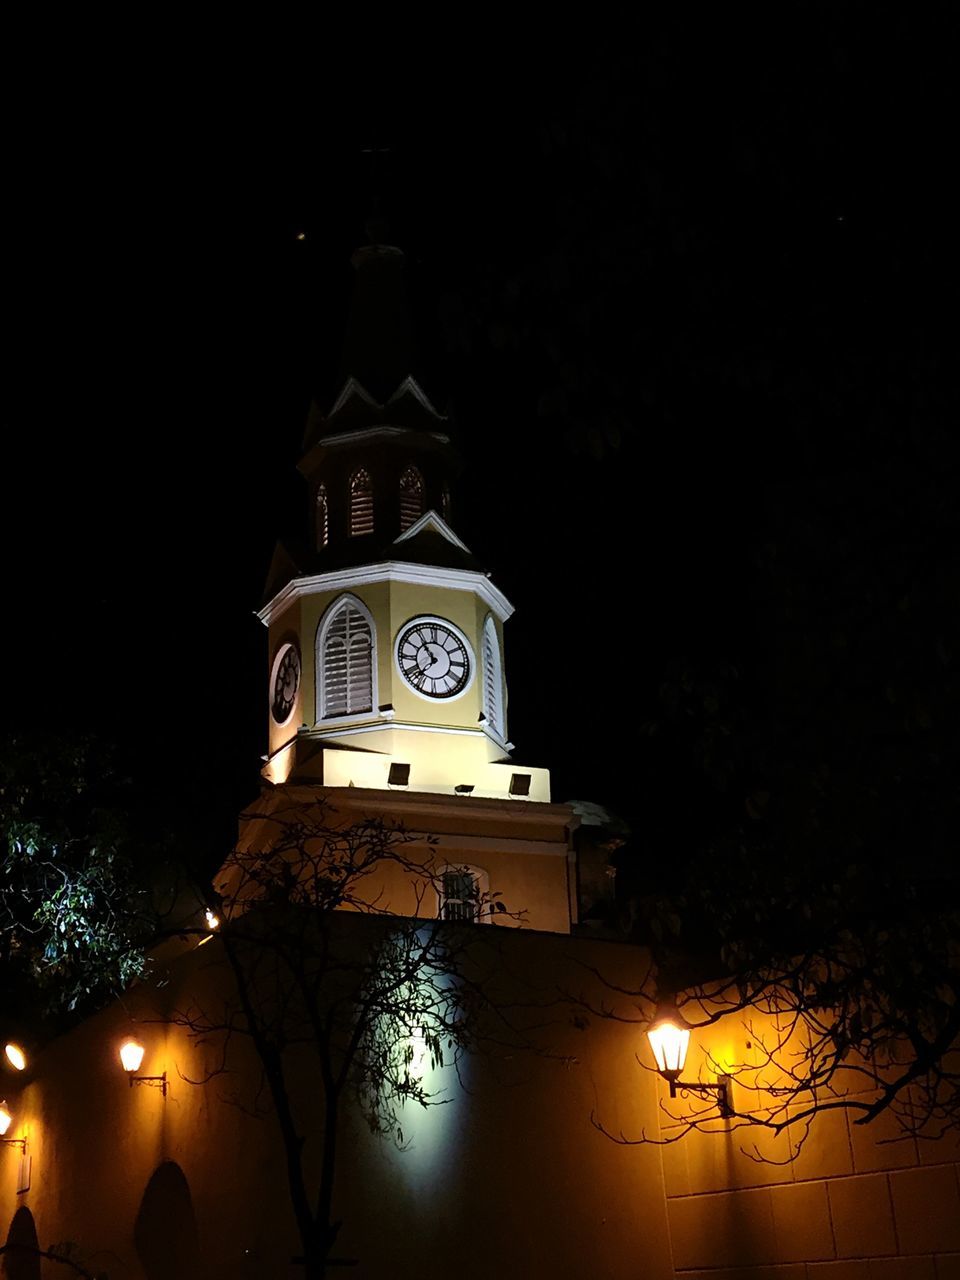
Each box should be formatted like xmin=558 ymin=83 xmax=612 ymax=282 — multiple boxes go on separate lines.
xmin=350 ymin=469 xmax=374 ymax=537
xmin=316 ymin=484 xmax=329 ymax=549
xmin=442 ymin=483 xmax=451 ymax=521
xmin=399 ymin=465 xmax=424 ymax=531
xmin=318 ymin=595 xmax=375 ymax=718
xmin=482 ymin=615 xmax=505 ymax=741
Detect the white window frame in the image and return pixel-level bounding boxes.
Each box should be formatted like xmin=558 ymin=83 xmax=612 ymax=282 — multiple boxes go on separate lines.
xmin=316 ymin=593 xmax=378 ymax=722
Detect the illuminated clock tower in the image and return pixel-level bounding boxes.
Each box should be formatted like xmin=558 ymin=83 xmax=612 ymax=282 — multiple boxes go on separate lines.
xmin=247 ymin=234 xmax=579 ymax=934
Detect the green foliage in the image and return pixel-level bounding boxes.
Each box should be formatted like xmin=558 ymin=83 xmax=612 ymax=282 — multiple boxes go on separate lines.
xmin=0 ymin=732 xmax=152 ymax=1019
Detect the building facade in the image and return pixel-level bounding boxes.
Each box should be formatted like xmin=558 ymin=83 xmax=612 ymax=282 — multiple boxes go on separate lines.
xmin=2 ymin=237 xmax=958 ymax=1279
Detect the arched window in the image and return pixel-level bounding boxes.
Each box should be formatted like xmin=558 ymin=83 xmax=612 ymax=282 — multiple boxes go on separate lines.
xmin=482 ymin=615 xmax=505 ymax=740
xmin=317 ymin=595 xmax=375 ymax=718
xmin=399 ymin=465 xmax=424 ymax=531
xmin=316 ymin=483 xmax=329 ymax=549
xmin=350 ymin=469 xmax=374 ymax=537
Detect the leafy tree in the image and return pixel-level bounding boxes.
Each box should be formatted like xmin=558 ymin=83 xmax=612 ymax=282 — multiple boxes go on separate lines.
xmin=591 ymin=391 xmax=960 ymax=1153
xmin=0 ymin=732 xmax=155 ymax=1024
xmin=171 ymin=799 xmax=516 ymax=1279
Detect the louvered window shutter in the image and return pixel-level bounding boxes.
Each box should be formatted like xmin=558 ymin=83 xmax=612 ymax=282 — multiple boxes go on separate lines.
xmin=323 ymin=605 xmax=372 ymax=715
xmin=399 ymin=466 xmax=424 ymax=531
xmin=350 ymin=469 xmax=374 ymax=536
xmin=482 ymin=617 xmax=503 ymax=737
xmin=317 ymin=484 xmax=329 ymax=548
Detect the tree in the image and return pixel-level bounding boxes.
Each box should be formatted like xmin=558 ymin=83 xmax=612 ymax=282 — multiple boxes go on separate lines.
xmin=169 ymin=798 xmax=515 ymax=1280
xmin=0 ymin=732 xmax=156 ymax=1026
xmin=586 ymin=382 xmax=960 ymax=1156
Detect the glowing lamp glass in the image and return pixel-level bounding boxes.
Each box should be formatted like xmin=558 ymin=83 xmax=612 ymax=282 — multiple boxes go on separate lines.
xmin=647 ymin=1019 xmax=691 ymax=1078
xmin=119 ymin=1040 xmax=145 ymax=1073
xmin=204 ymin=909 xmax=219 ymax=931
xmin=4 ymin=1043 xmax=26 ymax=1072
xmin=0 ymin=1103 xmax=11 ymax=1136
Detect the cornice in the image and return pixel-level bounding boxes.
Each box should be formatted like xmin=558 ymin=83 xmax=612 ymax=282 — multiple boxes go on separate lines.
xmin=314 ymin=424 xmax=451 ymax=450
xmin=257 ymin=561 xmax=514 ymax=628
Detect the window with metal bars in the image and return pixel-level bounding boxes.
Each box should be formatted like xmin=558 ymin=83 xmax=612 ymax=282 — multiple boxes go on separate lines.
xmin=440 ymin=868 xmax=481 ymax=922
xmin=482 ymin=615 xmax=504 ymax=739
xmin=350 ymin=469 xmax=374 ymax=536
xmin=319 ymin=598 xmax=374 ymax=717
xmin=316 ymin=484 xmax=329 ymax=548
xmin=399 ymin=465 xmax=424 ymax=531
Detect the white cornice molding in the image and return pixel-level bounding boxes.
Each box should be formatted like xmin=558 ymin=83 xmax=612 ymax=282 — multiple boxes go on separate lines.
xmin=301 ymin=722 xmax=488 ymax=742
xmin=258 ymin=561 xmax=514 ymax=628
xmin=393 ymin=509 xmax=471 ymax=554
xmin=315 ymin=424 xmax=451 ymax=451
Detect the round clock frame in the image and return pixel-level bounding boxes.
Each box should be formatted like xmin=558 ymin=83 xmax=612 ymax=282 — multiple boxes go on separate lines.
xmin=394 ymin=615 xmax=475 ymax=702
xmin=270 ymin=641 xmax=302 ymax=726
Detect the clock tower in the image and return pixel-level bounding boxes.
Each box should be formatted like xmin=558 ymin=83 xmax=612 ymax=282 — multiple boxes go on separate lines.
xmin=246 ymin=233 xmax=579 ymax=934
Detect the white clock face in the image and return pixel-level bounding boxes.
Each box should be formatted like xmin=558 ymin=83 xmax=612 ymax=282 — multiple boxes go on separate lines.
xmin=396 ymin=617 xmax=473 ymax=700
xmin=270 ymin=642 xmax=301 ymax=725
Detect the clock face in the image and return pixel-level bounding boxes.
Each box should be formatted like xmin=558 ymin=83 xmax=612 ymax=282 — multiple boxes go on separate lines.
xmin=270 ymin=643 xmax=301 ymax=725
xmin=396 ymin=618 xmax=472 ymax=700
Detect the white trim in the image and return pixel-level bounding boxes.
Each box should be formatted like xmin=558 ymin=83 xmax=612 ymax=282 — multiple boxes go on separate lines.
xmin=325 ymin=375 xmax=447 ymax=434
xmin=315 ymin=593 xmax=378 ymax=722
xmin=393 ymin=509 xmax=472 ymax=555
xmin=258 ymin=562 xmax=514 ymax=628
xmin=479 ymin=721 xmax=511 ymax=753
xmin=394 ymin=615 xmax=477 ymax=705
xmin=318 ymin=424 xmax=451 ymax=451
xmin=388 ymin=375 xmax=445 ymax=417
xmin=299 ymin=721 xmax=487 ymax=741
xmin=328 ymin=376 xmax=380 ymax=418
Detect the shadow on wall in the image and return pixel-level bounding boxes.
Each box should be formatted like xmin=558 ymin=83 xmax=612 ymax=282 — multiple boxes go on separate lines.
xmin=134 ymin=1161 xmax=201 ymax=1280
xmin=2 ymin=1207 xmax=40 ymax=1280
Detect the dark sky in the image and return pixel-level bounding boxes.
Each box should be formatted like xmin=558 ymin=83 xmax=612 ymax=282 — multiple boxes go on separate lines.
xmin=4 ymin=13 xmax=954 ymax=860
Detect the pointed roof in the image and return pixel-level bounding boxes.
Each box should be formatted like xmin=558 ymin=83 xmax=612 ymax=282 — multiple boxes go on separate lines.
xmin=301 ymin=375 xmax=448 ymax=459
xmin=390 ymin=509 xmax=481 ymax=572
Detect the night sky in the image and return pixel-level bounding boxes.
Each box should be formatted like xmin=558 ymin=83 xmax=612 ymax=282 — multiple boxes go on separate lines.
xmin=4 ymin=14 xmax=954 ymax=868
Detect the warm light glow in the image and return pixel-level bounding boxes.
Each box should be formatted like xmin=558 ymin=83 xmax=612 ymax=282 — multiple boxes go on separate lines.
xmin=4 ymin=1043 xmax=26 ymax=1072
xmin=647 ymin=1017 xmax=691 ymax=1079
xmin=0 ymin=1102 xmax=11 ymax=1136
xmin=119 ymin=1039 xmax=145 ymax=1073
xmin=204 ymin=908 xmax=219 ymax=930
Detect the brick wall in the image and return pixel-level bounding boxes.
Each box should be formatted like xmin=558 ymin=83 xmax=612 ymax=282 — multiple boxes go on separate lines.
xmin=658 ymin=1021 xmax=960 ymax=1279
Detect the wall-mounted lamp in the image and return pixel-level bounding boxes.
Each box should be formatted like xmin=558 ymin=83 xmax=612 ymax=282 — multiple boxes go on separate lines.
xmin=0 ymin=1101 xmax=26 ymax=1151
xmin=647 ymin=1007 xmax=732 ymax=1117
xmin=4 ymin=1043 xmax=27 ymax=1072
xmin=119 ymin=1039 xmax=167 ymax=1097
xmin=204 ymin=908 xmax=220 ymax=931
